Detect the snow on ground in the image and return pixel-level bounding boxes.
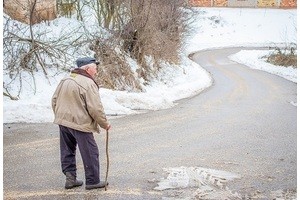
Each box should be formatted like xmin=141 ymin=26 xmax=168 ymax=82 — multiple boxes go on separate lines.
xmin=3 ymin=8 xmax=297 ymax=123
xmin=185 ymin=8 xmax=296 ymax=53
xmin=229 ymin=49 xmax=297 ymax=83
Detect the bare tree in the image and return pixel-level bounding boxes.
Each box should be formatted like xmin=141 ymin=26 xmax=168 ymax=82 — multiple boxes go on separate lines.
xmin=119 ymin=0 xmax=194 ymax=79
xmin=4 ymin=0 xmax=196 ymax=98
xmin=86 ymin=0 xmax=196 ymax=85
xmin=3 ymin=0 xmax=80 ymax=99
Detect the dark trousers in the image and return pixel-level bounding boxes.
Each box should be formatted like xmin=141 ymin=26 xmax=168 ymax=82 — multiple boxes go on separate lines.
xmin=59 ymin=125 xmax=100 ymax=185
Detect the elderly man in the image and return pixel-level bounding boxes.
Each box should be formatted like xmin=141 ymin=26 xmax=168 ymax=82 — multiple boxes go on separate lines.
xmin=52 ymin=57 xmax=111 ymax=190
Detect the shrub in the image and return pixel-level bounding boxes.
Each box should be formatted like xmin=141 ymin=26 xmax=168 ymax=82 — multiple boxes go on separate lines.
xmin=267 ymin=46 xmax=297 ymax=68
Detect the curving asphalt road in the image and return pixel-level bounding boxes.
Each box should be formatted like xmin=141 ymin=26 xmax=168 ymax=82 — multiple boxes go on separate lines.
xmin=4 ymin=47 xmax=297 ymax=199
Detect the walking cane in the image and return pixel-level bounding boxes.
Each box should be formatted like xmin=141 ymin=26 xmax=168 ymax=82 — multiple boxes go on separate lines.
xmin=104 ymin=129 xmax=109 ymax=191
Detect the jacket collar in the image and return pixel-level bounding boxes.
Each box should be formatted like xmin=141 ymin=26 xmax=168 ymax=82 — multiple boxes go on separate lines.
xmin=71 ymin=68 xmax=99 ymax=88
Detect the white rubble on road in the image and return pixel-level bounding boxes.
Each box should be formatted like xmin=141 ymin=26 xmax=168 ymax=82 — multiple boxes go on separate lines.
xmin=154 ymin=166 xmax=242 ymax=199
xmin=270 ymin=189 xmax=297 ymax=200
xmin=154 ymin=166 xmax=297 ymax=200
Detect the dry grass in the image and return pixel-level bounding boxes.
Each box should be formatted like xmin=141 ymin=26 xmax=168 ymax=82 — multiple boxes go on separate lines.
xmin=90 ymin=40 xmax=143 ymax=92
xmin=266 ymin=47 xmax=297 ymax=68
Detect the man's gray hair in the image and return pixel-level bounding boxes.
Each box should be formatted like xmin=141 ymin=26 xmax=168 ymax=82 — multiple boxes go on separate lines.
xmin=80 ymin=63 xmax=97 ymax=69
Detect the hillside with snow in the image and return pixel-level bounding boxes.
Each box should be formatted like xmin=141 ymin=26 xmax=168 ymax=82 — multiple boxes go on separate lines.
xmin=3 ymin=8 xmax=297 ymax=123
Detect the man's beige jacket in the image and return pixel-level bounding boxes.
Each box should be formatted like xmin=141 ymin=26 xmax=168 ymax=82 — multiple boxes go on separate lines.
xmin=52 ymin=73 xmax=109 ymax=133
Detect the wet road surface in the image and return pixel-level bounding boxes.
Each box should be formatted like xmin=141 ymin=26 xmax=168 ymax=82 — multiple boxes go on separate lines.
xmin=4 ymin=47 xmax=297 ymax=199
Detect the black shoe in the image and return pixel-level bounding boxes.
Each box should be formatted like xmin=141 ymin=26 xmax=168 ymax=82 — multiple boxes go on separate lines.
xmin=85 ymin=181 xmax=108 ymax=190
xmin=65 ymin=172 xmax=83 ymax=189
